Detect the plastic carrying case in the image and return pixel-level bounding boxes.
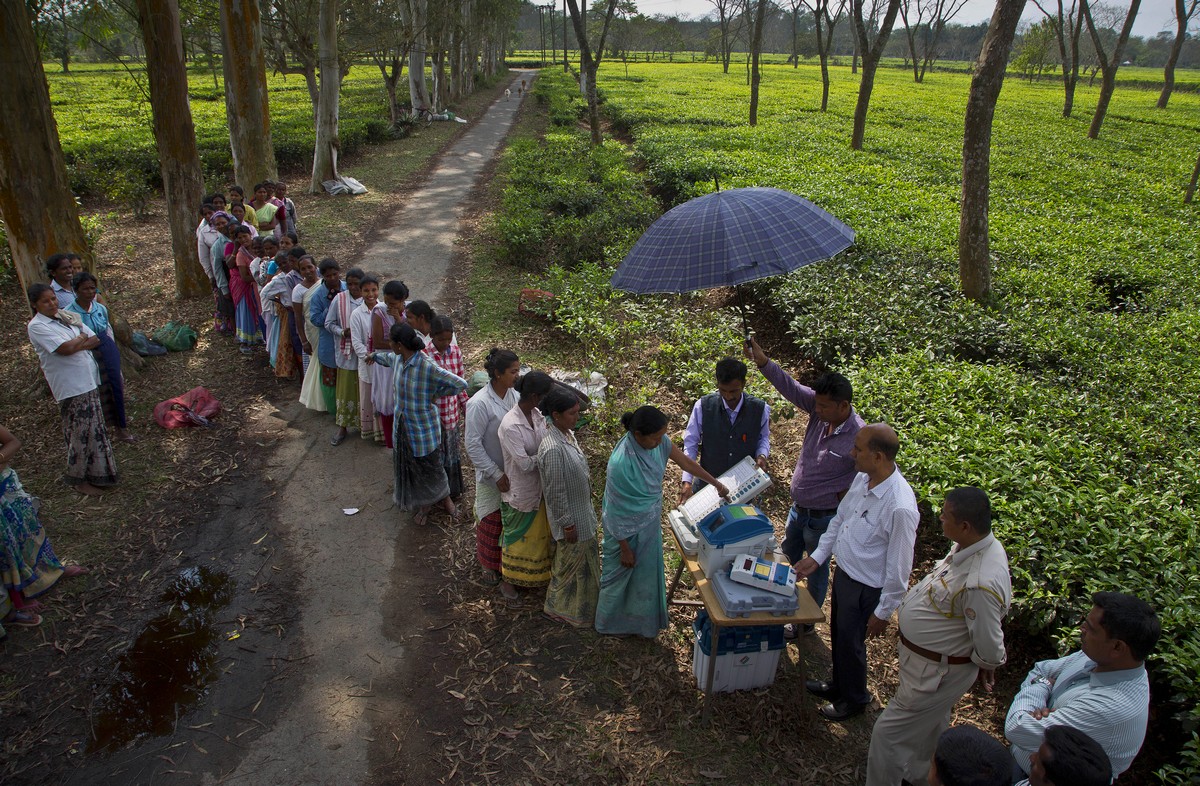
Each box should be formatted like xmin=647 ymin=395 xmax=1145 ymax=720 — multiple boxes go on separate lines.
xmin=692 ymin=610 xmax=785 ymax=693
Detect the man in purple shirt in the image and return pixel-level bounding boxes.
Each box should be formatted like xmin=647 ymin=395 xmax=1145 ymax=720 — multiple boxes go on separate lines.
xmin=678 ymin=357 xmax=770 ymax=505
xmin=746 ymin=338 xmax=864 ymax=636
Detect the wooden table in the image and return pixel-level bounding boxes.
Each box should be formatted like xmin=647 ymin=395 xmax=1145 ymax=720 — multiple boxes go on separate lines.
xmin=666 ymin=528 xmax=825 ymax=724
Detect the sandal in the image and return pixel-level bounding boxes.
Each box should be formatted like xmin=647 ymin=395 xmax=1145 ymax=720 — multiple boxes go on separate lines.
xmin=3 ymin=610 xmax=42 ymax=628
xmin=479 ymin=569 xmax=500 ymax=587
xmin=330 ymin=431 xmax=347 ymax=447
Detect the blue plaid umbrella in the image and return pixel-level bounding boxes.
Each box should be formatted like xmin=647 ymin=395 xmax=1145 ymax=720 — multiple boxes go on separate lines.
xmin=610 ymin=187 xmax=854 ymax=294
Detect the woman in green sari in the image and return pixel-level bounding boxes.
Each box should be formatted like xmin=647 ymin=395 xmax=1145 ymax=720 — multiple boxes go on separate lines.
xmin=594 ymin=406 xmax=727 ymax=638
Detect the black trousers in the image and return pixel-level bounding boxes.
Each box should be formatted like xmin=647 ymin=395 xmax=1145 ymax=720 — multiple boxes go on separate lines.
xmin=829 ymin=567 xmax=882 ymax=706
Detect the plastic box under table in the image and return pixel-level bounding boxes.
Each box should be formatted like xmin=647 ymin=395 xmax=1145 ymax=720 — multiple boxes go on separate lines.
xmin=692 ymin=610 xmax=786 ymax=693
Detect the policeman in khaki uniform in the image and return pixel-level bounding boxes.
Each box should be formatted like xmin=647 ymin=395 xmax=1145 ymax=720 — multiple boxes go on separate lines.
xmin=865 ymin=486 xmax=1012 ymax=786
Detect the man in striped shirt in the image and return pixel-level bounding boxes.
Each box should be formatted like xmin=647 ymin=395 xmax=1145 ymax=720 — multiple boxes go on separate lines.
xmin=1005 ymin=592 xmax=1160 ymax=782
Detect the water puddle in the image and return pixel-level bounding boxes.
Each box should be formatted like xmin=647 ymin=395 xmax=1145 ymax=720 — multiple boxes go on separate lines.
xmin=88 ymin=566 xmax=234 ymax=752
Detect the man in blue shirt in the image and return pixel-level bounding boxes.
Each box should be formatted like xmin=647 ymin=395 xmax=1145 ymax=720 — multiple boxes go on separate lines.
xmin=1005 ymin=592 xmax=1160 ymax=782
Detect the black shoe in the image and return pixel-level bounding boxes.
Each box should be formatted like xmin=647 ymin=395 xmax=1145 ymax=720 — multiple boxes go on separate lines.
xmin=819 ymin=700 xmax=867 ymax=721
xmin=805 ymin=679 xmax=839 ymax=700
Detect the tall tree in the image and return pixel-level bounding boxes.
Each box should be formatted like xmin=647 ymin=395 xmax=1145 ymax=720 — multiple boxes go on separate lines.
xmin=310 ymin=0 xmax=342 ymax=193
xmin=900 ymin=0 xmax=969 ymax=82
xmin=220 ymin=0 xmax=278 ymax=188
xmin=849 ymin=0 xmax=903 ymax=150
xmin=134 ymin=0 xmax=208 ymax=297
xmin=1157 ymin=0 xmax=1199 ymax=108
xmin=406 ymin=0 xmax=433 ymax=112
xmin=709 ymin=0 xmax=738 ymax=72
xmin=1031 ymin=0 xmax=1084 ymax=116
xmin=1080 ymin=0 xmax=1139 ymax=139
xmin=959 ymin=0 xmax=1027 ymax=302
xmin=0 ymin=0 xmax=91 ymax=293
xmin=748 ymin=0 xmax=768 ymax=124
xmin=262 ymin=0 xmax=321 ymax=120
xmin=803 ymin=0 xmax=847 ymax=111
xmin=565 ymin=0 xmax=619 ymax=145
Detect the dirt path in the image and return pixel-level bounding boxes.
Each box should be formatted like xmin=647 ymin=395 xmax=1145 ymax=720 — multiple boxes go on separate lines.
xmin=51 ymin=74 xmax=531 ymax=786
xmin=196 ymin=76 xmax=531 ymax=786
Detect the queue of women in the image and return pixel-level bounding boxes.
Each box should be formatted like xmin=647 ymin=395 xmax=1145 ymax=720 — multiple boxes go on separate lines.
xmin=21 ymin=178 xmax=733 ymax=641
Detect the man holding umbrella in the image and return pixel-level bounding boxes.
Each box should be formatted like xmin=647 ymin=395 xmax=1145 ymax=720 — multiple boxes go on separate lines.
xmin=745 ymin=337 xmax=863 ymax=637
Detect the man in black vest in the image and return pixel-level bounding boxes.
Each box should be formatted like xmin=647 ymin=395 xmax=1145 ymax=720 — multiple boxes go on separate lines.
xmin=678 ymin=357 xmax=770 ymax=505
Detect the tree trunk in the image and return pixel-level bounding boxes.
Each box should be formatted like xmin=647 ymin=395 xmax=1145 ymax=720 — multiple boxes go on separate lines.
xmin=959 ymin=0 xmax=1027 ymax=303
xmin=565 ymin=0 xmax=618 ymax=146
xmin=59 ymin=1 xmax=69 ymax=73
xmin=850 ymin=0 xmax=902 ymax=151
xmin=1157 ymin=0 xmax=1192 ymax=109
xmin=1082 ymin=0 xmax=1140 ymax=140
xmin=1186 ymin=149 xmax=1199 ymax=203
xmin=220 ymin=0 xmax=278 ymax=188
xmin=0 ymin=1 xmax=91 ymax=294
xmin=309 ymin=0 xmax=341 ymax=194
xmin=134 ymin=0 xmax=208 ymax=298
xmin=749 ymin=0 xmax=767 ymax=125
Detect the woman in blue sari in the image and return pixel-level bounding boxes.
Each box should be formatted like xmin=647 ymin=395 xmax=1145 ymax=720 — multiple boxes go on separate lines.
xmin=595 ymin=406 xmax=727 ymax=638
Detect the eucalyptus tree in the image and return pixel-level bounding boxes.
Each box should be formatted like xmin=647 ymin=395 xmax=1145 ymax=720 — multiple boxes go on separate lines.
xmin=260 ymin=0 xmax=322 ymax=120
xmin=708 ymin=0 xmax=740 ymax=72
xmin=565 ymin=0 xmax=619 ymax=145
xmin=960 ymin=0 xmax=1027 ymax=303
xmin=1030 ymin=0 xmax=1084 ymax=116
xmin=802 ymin=0 xmax=846 ymax=110
xmin=133 ymin=0 xmax=208 ymax=296
xmin=1157 ymin=0 xmax=1199 ymax=108
xmin=310 ymin=0 xmax=342 ymax=193
xmin=1080 ymin=0 xmax=1140 ymax=139
xmin=748 ymin=0 xmax=768 ymax=125
xmin=0 ymin=0 xmax=92 ymax=292
xmin=899 ymin=0 xmax=969 ymax=82
xmin=849 ymin=0 xmax=902 ymax=150
xmin=220 ymin=0 xmax=278 ymax=187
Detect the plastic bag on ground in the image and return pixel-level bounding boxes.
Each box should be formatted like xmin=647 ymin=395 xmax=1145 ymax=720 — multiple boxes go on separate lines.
xmin=151 ymin=321 xmax=198 ymax=352
xmin=131 ymin=331 xmax=168 ymax=356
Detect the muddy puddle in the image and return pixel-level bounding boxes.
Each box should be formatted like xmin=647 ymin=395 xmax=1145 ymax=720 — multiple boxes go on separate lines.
xmin=88 ymin=566 xmax=234 ymax=752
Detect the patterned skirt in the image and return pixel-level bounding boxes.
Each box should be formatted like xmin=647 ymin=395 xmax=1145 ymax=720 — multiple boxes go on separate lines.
xmin=59 ymin=389 xmax=118 ymax=488
xmin=393 ymin=419 xmax=449 ymax=511
xmin=500 ymin=501 xmax=553 ymax=588
xmin=544 ymin=538 xmax=600 ymax=627
xmin=475 ymin=510 xmax=503 ymax=572
xmin=334 ymin=367 xmax=360 ymax=428
xmin=1 ymin=468 xmax=66 ymax=598
xmin=440 ymin=426 xmax=463 ymax=498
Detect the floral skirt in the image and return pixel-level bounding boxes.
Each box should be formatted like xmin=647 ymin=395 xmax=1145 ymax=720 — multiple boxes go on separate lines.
xmin=60 ymin=389 xmax=118 ymax=488
xmin=1 ymin=469 xmax=66 ymax=598
xmin=334 ymin=368 xmax=359 ymax=428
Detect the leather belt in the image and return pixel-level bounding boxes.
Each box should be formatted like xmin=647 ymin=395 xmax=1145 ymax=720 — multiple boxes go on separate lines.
xmin=900 ymin=632 xmax=973 ymax=665
xmin=794 ymin=505 xmax=838 ymax=517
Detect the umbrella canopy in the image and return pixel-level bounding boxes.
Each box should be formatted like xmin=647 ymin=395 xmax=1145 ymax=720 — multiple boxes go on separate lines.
xmin=610 ymin=187 xmax=855 ymax=294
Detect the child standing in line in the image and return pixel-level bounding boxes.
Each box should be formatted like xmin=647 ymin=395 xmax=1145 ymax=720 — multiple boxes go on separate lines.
xmin=425 ymin=315 xmax=469 ymax=499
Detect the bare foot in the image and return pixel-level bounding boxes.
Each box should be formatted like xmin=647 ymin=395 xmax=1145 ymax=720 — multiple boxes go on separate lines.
xmin=441 ymin=497 xmax=458 ymax=519
xmin=499 ymin=581 xmax=519 ymax=601
xmin=117 ymin=428 xmax=138 ymax=443
xmin=62 ymin=565 xmax=89 ymax=578
xmin=413 ymin=506 xmax=430 ymax=526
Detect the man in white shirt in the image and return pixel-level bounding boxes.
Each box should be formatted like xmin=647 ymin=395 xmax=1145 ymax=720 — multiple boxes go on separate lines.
xmin=795 ymin=422 xmax=920 ymax=721
xmin=1005 ymin=592 xmax=1160 ymax=782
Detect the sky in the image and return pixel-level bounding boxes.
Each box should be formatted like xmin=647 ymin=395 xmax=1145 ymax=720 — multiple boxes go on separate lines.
xmin=631 ymin=0 xmax=1182 ymax=39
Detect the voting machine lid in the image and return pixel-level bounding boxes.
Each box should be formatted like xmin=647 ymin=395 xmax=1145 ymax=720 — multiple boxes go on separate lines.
xmin=697 ymin=504 xmax=772 ymax=548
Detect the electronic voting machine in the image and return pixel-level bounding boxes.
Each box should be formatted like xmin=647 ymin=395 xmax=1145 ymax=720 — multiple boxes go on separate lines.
xmin=667 ymin=456 xmax=772 ymax=555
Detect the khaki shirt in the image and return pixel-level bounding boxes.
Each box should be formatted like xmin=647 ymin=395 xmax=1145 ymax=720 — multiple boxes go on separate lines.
xmin=897 ymin=534 xmax=1011 ymax=670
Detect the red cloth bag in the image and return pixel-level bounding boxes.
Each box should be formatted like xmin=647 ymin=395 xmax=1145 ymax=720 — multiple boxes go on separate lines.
xmin=154 ymin=386 xmax=222 ymax=428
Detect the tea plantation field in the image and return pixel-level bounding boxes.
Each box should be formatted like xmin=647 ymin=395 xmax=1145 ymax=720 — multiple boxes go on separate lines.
xmin=498 ymin=65 xmax=1199 ymax=778
xmin=45 ymin=62 xmax=391 ymax=199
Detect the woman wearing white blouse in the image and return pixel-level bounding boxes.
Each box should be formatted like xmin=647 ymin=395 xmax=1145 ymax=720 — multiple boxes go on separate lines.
xmin=25 ymin=284 xmax=118 ymax=496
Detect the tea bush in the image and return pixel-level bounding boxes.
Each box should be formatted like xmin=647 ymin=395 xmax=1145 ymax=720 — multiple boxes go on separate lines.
xmin=47 ymin=63 xmax=391 ymax=198
xmin=595 ymin=61 xmax=1200 ymax=778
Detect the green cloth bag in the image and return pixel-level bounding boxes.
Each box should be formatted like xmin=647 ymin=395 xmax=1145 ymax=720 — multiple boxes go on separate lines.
xmin=152 ymin=320 xmax=198 ymax=352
